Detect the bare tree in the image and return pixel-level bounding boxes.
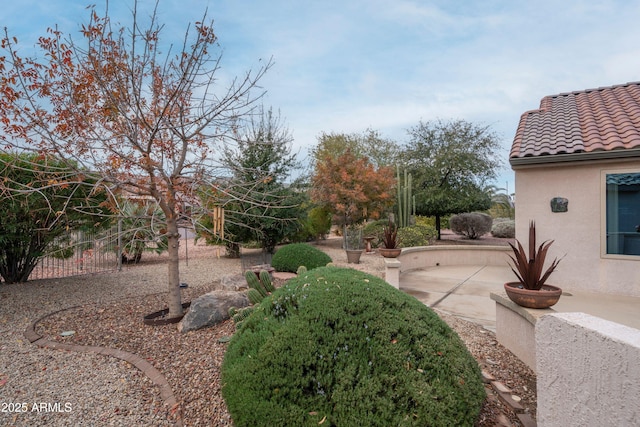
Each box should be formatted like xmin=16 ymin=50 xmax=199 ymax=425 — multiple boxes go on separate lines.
xmin=0 ymin=1 xmax=272 ymax=317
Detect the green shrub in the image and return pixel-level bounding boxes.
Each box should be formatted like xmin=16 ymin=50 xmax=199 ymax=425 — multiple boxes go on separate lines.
xmin=222 ymin=267 xmax=484 ymax=426
xmin=362 ymin=220 xmax=436 ymax=248
xmin=307 ymin=206 xmax=332 ymax=240
xmin=270 ymin=243 xmax=332 ymax=273
xmin=491 ymin=219 xmax=515 ymax=238
xmin=416 ymin=215 xmax=450 ymax=230
xmin=397 ymin=224 xmax=436 ymax=247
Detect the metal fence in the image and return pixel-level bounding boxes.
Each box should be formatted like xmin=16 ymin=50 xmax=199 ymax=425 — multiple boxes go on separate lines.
xmin=29 ymin=227 xmax=119 ymax=281
xmin=240 ymin=245 xmax=272 ymax=272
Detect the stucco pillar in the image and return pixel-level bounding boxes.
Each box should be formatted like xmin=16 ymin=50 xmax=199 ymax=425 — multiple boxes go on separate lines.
xmin=384 ymin=258 xmax=401 ymax=289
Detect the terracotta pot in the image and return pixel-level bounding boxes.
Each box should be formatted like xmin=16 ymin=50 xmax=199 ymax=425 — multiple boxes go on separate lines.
xmin=346 ymin=249 xmax=363 ymax=264
xmin=378 ymin=248 xmax=402 ymax=258
xmin=504 ymin=282 xmax=562 ymax=309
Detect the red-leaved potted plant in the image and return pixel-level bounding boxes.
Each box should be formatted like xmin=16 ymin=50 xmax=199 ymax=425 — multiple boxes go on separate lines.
xmin=379 ymin=219 xmax=402 ymax=258
xmin=504 ymin=221 xmax=563 ymax=308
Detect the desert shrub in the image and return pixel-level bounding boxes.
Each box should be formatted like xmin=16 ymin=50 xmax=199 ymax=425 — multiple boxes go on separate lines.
xmin=449 ymin=212 xmax=493 ymax=239
xmin=270 ymin=243 xmax=331 ymax=273
xmin=397 ymin=224 xmax=437 ymax=247
xmin=491 ymin=219 xmax=515 ymax=238
xmin=222 ymin=267 xmax=485 ymax=426
xmin=492 ymin=217 xmax=510 ymax=224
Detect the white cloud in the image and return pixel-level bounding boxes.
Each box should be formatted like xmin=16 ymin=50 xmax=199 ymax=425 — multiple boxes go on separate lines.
xmin=7 ymin=0 xmax=640 ymax=191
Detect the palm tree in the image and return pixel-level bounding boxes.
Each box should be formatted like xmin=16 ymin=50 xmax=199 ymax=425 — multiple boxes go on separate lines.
xmin=485 ymin=185 xmax=515 ymax=219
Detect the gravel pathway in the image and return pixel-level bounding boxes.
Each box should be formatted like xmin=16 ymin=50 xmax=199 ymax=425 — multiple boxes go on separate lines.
xmin=0 ymin=243 xmax=239 ymax=426
xmin=1 ymin=237 xmax=535 ymax=426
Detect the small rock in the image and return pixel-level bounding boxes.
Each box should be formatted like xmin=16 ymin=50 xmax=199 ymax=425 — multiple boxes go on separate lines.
xmin=492 ymin=381 xmax=512 ymax=393
xmin=481 ymin=370 xmax=495 ymax=383
xmin=60 ymin=331 xmax=75 ymax=337
xmin=496 ymin=414 xmax=511 ymax=426
xmin=511 ymin=394 xmax=522 ymax=402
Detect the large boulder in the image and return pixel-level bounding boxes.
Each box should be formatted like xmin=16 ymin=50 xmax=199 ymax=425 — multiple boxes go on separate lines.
xmin=219 ymin=274 xmax=249 ymax=291
xmin=178 ymin=291 xmax=249 ymax=333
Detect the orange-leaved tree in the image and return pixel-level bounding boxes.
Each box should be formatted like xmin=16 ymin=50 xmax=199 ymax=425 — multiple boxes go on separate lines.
xmin=310 ymin=148 xmax=395 ymax=229
xmin=0 ymin=1 xmax=272 ymax=318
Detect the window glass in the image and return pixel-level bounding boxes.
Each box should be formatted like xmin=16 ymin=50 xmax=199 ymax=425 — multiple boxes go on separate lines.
xmin=606 ymin=173 xmax=640 ymax=255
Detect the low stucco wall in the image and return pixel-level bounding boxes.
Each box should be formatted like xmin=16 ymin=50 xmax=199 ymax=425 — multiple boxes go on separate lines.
xmin=384 ymin=245 xmax=510 ymax=289
xmin=396 ymin=245 xmax=511 ymax=273
xmin=492 ymin=293 xmax=540 ymax=372
xmin=536 ymin=313 xmax=640 ymax=427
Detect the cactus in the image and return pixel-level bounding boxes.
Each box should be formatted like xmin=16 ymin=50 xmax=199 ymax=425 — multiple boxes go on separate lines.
xmin=296 ymin=265 xmax=307 ymax=275
xmin=245 ymin=270 xmax=268 ymax=297
xmin=396 ymin=166 xmax=415 ymax=228
xmin=259 ymin=270 xmax=275 ymax=293
xmin=247 ymin=288 xmax=264 ymax=305
xmin=228 ymin=306 xmax=238 ymax=317
xmin=232 ymin=306 xmax=254 ymax=324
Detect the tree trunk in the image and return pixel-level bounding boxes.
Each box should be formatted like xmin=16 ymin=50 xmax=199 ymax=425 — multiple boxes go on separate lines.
xmin=166 ymin=217 xmax=183 ymax=318
xmin=436 ymin=214 xmax=442 ymax=240
xmin=226 ymin=242 xmax=240 ymax=258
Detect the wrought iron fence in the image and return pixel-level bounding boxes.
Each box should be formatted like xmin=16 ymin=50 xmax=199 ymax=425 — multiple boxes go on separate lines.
xmin=240 ymin=245 xmax=272 ymax=272
xmin=29 ymin=227 xmax=119 ymax=281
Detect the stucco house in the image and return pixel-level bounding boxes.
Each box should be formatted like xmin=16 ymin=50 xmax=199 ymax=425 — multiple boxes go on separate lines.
xmin=510 ymin=81 xmax=640 ymax=297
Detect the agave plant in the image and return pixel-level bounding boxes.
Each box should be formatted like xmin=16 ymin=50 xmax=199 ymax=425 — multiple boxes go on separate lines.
xmin=507 ymin=221 xmax=562 ymax=290
xmin=111 ymin=200 xmax=169 ymax=264
xmin=382 ymin=219 xmax=399 ymax=249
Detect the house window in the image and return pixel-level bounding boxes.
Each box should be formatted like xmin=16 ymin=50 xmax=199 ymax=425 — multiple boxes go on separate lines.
xmin=605 ymin=172 xmax=640 ymax=256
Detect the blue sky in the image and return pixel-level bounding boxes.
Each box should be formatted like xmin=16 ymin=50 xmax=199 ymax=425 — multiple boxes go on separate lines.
xmin=5 ymin=0 xmax=640 ymax=193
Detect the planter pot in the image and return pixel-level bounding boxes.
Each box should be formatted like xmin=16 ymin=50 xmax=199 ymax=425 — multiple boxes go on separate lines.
xmin=504 ymin=282 xmax=562 ymax=309
xmin=378 ymin=248 xmax=402 ymax=258
xmin=143 ymin=302 xmax=191 ymax=326
xmin=346 ymin=249 xmax=363 ymax=264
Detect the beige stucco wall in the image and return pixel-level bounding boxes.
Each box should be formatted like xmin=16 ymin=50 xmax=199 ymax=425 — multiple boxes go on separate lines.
xmin=536 ymin=313 xmax=640 ymax=427
xmin=514 ymin=159 xmax=640 ymax=296
xmin=385 ymin=245 xmax=510 ymax=289
xmin=397 ymin=245 xmax=511 ymax=272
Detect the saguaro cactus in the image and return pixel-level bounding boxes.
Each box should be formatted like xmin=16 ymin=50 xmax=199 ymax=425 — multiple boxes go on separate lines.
xmin=396 ymin=166 xmax=415 ymax=228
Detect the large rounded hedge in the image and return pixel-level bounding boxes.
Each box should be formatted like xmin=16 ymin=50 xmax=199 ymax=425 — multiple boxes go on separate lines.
xmin=222 ymin=267 xmax=484 ymax=426
xmin=270 ymin=243 xmax=331 ymax=272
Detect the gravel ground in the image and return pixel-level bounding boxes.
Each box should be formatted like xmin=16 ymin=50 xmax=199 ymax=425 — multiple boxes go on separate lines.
xmin=1 ymin=235 xmax=535 ymax=426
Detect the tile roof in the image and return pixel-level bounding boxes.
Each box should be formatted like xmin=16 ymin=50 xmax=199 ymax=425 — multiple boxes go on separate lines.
xmin=510 ymin=82 xmax=640 ymax=163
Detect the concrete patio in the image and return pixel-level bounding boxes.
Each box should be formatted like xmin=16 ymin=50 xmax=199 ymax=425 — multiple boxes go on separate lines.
xmin=400 ymin=264 xmax=640 ymax=332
